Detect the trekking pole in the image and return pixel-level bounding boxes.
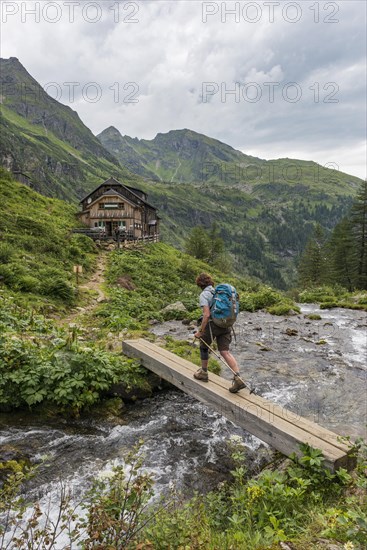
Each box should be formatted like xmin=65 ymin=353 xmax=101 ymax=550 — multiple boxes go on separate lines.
xmin=196 ymin=336 xmax=256 ymax=394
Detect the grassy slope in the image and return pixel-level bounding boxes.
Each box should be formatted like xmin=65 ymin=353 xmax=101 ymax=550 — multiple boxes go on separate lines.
xmin=0 ymin=171 xmax=147 ymax=413
xmin=114 ymin=177 xmax=353 ymax=289
xmin=0 ymin=169 xmax=98 ymax=306
xmin=96 ymin=242 xmax=296 ymax=335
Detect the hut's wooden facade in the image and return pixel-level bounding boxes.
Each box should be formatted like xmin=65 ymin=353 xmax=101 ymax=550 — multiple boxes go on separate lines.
xmin=78 ymin=177 xmax=159 ymax=239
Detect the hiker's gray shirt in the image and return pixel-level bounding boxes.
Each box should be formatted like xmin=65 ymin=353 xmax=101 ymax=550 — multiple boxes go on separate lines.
xmin=199 ymin=285 xmax=214 ymax=309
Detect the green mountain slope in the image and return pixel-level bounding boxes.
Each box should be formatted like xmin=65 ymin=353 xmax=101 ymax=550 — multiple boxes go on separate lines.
xmin=97 ymin=126 xmax=263 ymax=183
xmin=98 ymin=126 xmax=361 ymax=195
xmin=98 ymin=126 xmax=362 ymax=288
xmin=0 ymin=168 xmax=97 ymax=304
xmin=0 ymin=57 xmax=141 ymax=201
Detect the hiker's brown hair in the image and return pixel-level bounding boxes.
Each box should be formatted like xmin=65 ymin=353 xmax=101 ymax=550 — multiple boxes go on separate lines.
xmin=196 ymin=273 xmax=214 ymax=289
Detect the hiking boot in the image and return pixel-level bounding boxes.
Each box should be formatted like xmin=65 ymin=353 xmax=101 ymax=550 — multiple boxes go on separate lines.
xmin=194 ymin=368 xmax=209 ymax=382
xmin=229 ymin=375 xmax=246 ymax=393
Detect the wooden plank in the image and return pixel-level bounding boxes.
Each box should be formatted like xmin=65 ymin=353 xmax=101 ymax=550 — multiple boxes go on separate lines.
xmin=124 ymin=340 xmax=355 ymax=469
xmin=124 ymin=342 xmax=345 ymax=460
xmin=122 ymin=339 xmax=355 ymax=472
xmin=134 ymin=340 xmax=350 ymax=454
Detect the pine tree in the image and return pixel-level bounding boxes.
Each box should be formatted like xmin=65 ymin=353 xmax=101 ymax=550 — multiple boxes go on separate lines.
xmin=207 ymin=222 xmax=225 ymax=265
xmin=350 ymin=180 xmax=367 ymax=289
xmin=185 ymin=226 xmax=210 ymax=261
xmin=185 ymin=224 xmax=232 ymax=271
xmin=328 ymin=217 xmax=357 ymax=291
xmin=298 ymin=224 xmax=328 ymax=287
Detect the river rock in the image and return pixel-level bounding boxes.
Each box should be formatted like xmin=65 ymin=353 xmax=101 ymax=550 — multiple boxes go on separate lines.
xmin=108 ymin=372 xmax=166 ymax=401
xmin=0 ymin=444 xmax=31 ymax=463
xmin=287 ymin=309 xmax=298 ymax=316
xmin=285 ymin=328 xmax=298 ymax=336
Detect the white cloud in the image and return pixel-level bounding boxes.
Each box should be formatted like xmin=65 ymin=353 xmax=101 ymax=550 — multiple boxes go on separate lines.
xmin=1 ymin=0 xmax=366 ymax=178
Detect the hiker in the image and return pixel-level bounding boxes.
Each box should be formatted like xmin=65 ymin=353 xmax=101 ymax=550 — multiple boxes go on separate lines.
xmin=193 ymin=273 xmax=246 ymax=393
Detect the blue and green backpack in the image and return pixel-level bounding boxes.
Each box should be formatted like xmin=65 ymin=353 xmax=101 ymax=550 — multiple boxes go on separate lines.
xmin=210 ymin=284 xmax=239 ymax=328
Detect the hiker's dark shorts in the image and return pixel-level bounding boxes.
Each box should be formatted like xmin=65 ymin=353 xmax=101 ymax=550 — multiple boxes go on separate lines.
xmin=200 ymin=321 xmax=232 ymax=360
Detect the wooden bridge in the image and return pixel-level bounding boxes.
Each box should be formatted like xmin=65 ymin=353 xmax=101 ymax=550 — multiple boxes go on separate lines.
xmin=122 ymin=339 xmax=355 ymax=472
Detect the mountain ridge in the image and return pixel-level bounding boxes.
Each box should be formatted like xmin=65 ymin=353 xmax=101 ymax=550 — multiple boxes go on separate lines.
xmin=0 ymin=57 xmax=141 ymax=200
xmin=97 ymin=125 xmax=360 ymax=194
xmin=98 ymin=126 xmax=265 ymax=184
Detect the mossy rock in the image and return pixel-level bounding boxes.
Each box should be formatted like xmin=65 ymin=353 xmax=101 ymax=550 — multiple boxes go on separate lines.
xmin=89 ymin=398 xmax=126 ymax=421
xmin=306 ymin=314 xmax=322 ymax=320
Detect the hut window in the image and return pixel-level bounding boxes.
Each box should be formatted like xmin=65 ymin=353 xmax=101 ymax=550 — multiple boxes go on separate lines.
xmin=99 ymin=202 xmax=125 ymax=209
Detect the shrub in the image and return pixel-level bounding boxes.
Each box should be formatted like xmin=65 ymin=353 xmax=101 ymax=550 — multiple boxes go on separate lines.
xmin=14 ymin=275 xmax=40 ymax=293
xmin=16 ymin=215 xmax=47 ymax=236
xmin=267 ymin=302 xmax=299 ymax=316
xmin=40 ymin=277 xmax=75 ymax=303
xmin=162 ymin=308 xmax=188 ymax=321
xmin=0 ymin=243 xmax=13 ymax=264
xmin=240 ymin=287 xmax=283 ymax=312
xmin=0 ymin=263 xmax=26 ymax=287
xmin=69 ymin=233 xmax=97 ymax=254
xmin=319 ymin=302 xmax=339 ymax=309
xmin=307 ymin=313 xmax=322 ymax=320
xmin=299 ymin=285 xmax=349 ymax=304
xmin=0 ymin=332 xmax=144 ymax=412
xmin=357 ymin=293 xmax=367 ymax=304
xmin=179 ymin=256 xmax=200 ymax=282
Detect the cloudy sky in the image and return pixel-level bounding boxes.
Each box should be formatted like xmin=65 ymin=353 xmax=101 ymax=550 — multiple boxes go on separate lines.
xmin=2 ymin=0 xmax=366 ymax=178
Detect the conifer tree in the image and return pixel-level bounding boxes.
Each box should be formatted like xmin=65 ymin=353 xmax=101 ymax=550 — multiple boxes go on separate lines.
xmin=350 ymin=180 xmax=367 ymax=289
xmin=298 ymin=224 xmax=328 ymax=287
xmin=328 ymin=217 xmax=357 ymax=291
xmin=185 ymin=226 xmax=210 ymax=261
xmin=208 ymin=222 xmax=225 ymax=264
xmin=185 ymin=224 xmax=232 ymax=271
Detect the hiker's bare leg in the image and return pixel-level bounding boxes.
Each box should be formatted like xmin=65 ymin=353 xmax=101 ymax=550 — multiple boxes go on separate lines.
xmin=198 ymin=323 xmax=213 ymax=372
xmin=220 ymin=351 xmax=239 ymax=374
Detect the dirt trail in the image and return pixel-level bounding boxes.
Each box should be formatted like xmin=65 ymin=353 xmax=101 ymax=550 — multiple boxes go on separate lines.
xmin=62 ymin=252 xmax=108 ymax=327
xmin=79 ymin=253 xmax=107 ymax=301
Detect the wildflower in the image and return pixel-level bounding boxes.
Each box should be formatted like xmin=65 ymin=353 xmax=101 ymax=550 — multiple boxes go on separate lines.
xmin=344 ymin=543 xmax=354 ymax=550
xmin=246 ymin=485 xmax=265 ymax=502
